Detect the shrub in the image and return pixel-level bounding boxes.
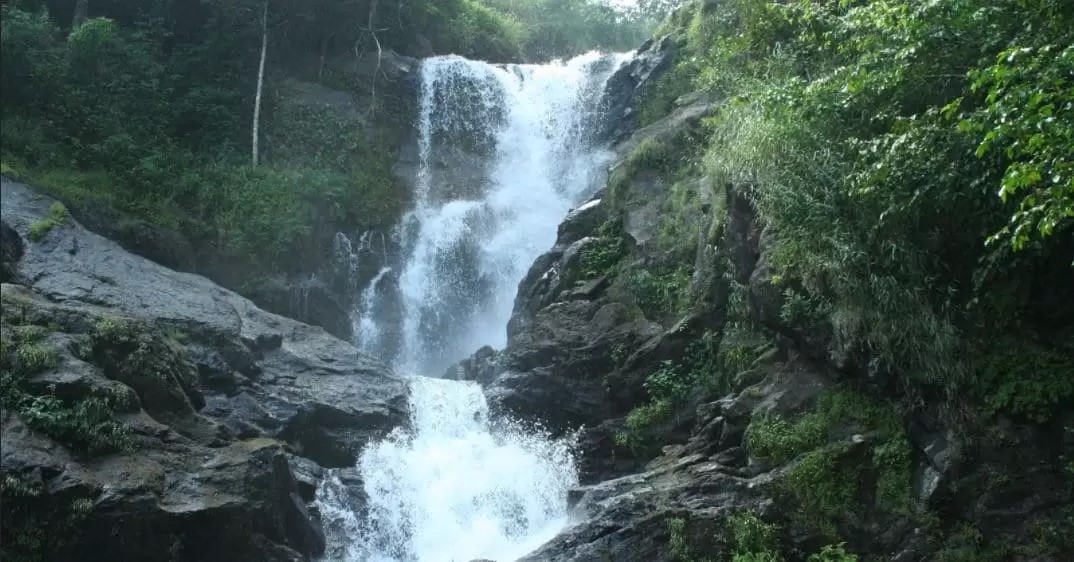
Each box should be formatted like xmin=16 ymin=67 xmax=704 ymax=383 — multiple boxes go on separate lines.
xmin=578 ymin=220 xmax=627 ymax=278
xmin=1 ymin=328 xmax=130 ymax=455
xmin=807 ymin=543 xmax=858 ymax=562
xmin=975 ymin=338 xmax=1074 ymax=422
xmin=11 ymin=343 xmax=58 ymax=376
xmin=616 ymin=398 xmax=673 ymax=451
xmin=26 ymin=201 xmax=68 ymax=242
xmin=629 ymin=265 xmax=692 ymax=319
xmin=17 ymin=394 xmax=131 ymax=454
xmin=727 ymin=511 xmax=780 ymax=557
xmin=745 ymin=389 xmax=913 ymax=535
xmin=609 ymin=137 xmax=676 ymax=199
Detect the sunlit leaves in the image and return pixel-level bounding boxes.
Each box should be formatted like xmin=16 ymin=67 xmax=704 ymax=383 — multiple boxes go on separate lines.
xmin=968 ymin=43 xmax=1074 ymax=249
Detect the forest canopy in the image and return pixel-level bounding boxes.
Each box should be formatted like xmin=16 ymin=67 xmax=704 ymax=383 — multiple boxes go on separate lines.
xmin=0 ymin=0 xmax=669 ymax=276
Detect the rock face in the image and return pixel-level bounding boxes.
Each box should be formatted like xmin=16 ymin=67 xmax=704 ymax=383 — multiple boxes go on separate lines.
xmin=49 ymin=49 xmax=424 ymax=343
xmin=471 ymin=30 xmax=1072 ymax=562
xmin=469 ymin=79 xmax=725 ymax=482
xmin=1 ymin=220 xmax=26 ymax=282
xmin=1 ymin=178 xmax=409 ymax=561
xmin=596 ymin=34 xmax=681 ymax=144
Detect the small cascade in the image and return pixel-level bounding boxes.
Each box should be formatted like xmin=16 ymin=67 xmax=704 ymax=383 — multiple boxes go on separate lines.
xmin=354 ymin=266 xmax=392 ymax=356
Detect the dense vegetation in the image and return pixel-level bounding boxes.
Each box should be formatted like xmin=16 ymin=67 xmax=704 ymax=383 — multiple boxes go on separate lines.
xmin=0 ymin=0 xmax=658 ymax=283
xmin=602 ymin=0 xmax=1072 ymax=558
xmin=629 ymin=0 xmax=1073 ymax=428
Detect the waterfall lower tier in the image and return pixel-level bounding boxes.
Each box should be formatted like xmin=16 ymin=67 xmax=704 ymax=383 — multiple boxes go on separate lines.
xmin=318 ymin=378 xmax=578 ymax=561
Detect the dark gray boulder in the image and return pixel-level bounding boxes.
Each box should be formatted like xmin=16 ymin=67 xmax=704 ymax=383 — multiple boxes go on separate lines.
xmin=0 ymin=177 xmax=410 ymax=560
xmin=1 ymin=219 xmax=24 ymax=282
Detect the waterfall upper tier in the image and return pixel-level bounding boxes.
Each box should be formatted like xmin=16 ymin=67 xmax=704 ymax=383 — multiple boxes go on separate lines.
xmin=355 ymin=51 xmax=631 ymax=376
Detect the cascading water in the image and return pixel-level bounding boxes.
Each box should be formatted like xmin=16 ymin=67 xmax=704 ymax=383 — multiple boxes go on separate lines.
xmin=320 ymin=51 xmax=630 ymax=562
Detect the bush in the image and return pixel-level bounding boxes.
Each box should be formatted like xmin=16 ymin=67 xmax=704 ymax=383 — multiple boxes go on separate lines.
xmin=727 ymin=511 xmax=780 ymax=557
xmin=629 ymin=266 xmax=692 ymax=318
xmin=1 ymin=324 xmax=130 ymax=455
xmin=578 ymin=220 xmax=627 ymax=278
xmin=26 ymin=201 xmax=68 ymax=242
xmin=807 ymin=543 xmax=858 ymax=562
xmin=975 ymin=338 xmax=1074 ymax=422
xmin=745 ymin=389 xmax=913 ymax=535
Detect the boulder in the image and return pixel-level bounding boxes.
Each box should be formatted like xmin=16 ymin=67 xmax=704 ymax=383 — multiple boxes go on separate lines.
xmin=0 ymin=177 xmax=410 ymax=560
xmin=596 ymin=34 xmax=681 ymax=144
xmin=244 ymin=275 xmax=355 ymax=342
xmin=1 ymin=219 xmax=24 ymax=282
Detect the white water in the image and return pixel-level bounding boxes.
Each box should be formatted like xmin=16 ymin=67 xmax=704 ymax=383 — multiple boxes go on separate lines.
xmin=320 ymin=51 xmax=629 ymax=562
xmin=355 ymin=378 xmax=578 ymax=561
xmin=387 ymin=51 xmax=627 ymax=375
xmin=354 ymin=266 xmax=392 ymax=354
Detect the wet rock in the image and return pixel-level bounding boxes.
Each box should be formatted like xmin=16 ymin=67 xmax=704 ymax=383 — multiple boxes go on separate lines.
xmin=1 ymin=178 xmax=411 ymax=560
xmin=444 ymin=345 xmax=499 ymax=381
xmin=244 ymin=275 xmax=354 ymax=342
xmin=597 ymin=34 xmax=681 ymax=144
xmin=1 ymin=219 xmax=24 ymax=282
xmin=557 ymin=197 xmax=607 ymax=245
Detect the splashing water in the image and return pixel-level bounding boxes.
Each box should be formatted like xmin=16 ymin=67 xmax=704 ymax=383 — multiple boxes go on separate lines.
xmin=320 ymin=51 xmax=630 ymax=562
xmin=355 ymin=378 xmax=578 ymax=561
xmin=354 ymin=266 xmax=392 ymax=356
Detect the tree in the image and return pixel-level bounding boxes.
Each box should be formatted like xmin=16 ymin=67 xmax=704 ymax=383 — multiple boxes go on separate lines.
xmin=71 ymin=0 xmax=89 ymax=29
xmin=252 ymin=0 xmax=267 ymax=167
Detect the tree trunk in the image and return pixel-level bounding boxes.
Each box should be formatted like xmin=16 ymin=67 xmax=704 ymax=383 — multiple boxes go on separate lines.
xmin=318 ymin=35 xmax=328 ymax=84
xmin=252 ymin=0 xmax=268 ymax=167
xmin=366 ymin=0 xmax=381 ymax=117
xmin=72 ymin=0 xmax=89 ymax=30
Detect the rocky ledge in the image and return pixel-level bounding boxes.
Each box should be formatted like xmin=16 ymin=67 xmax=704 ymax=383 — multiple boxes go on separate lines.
xmin=1 ymin=177 xmax=409 ymax=561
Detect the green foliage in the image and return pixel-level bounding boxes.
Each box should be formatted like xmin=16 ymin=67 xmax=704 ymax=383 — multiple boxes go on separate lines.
xmin=744 ymin=389 xmax=912 ymax=537
xmin=445 ymin=0 xmax=526 ymax=61
xmin=579 ymin=220 xmax=627 ymax=279
xmin=727 ymin=511 xmax=781 ymax=559
xmin=644 ymin=0 xmax=1074 ymax=417
xmin=745 ymin=416 xmax=826 ymax=466
xmin=667 ymin=517 xmax=694 ymax=561
xmin=638 ymin=58 xmax=700 ymax=127
xmin=90 ymin=316 xmax=197 ymax=402
xmin=807 ymin=543 xmax=858 ymax=562
xmin=16 ymin=394 xmax=131 ymax=454
xmin=616 ymin=398 xmax=672 ymax=450
xmin=937 ymin=523 xmax=1010 ymax=562
xmin=1 ymin=324 xmax=130 ymax=455
xmin=11 ymin=325 xmax=48 ymax=344
xmin=966 ymin=43 xmax=1074 ymax=250
xmin=618 ymin=331 xmax=726 ymax=448
xmin=486 ymin=0 xmax=653 ymax=61
xmin=783 ymin=446 xmax=858 ymax=539
xmin=975 ymin=337 xmax=1074 ymax=422
xmin=1 ymin=471 xmax=95 ymax=562
xmin=609 ymin=137 xmax=676 ymax=198
xmin=1027 ymin=506 xmax=1074 ymax=558
xmin=10 ymin=342 xmax=58 ymax=375
xmin=629 ymin=266 xmax=692 ymax=318
xmin=746 ymin=389 xmax=902 ymax=465
xmin=26 ymin=201 xmax=68 ymax=242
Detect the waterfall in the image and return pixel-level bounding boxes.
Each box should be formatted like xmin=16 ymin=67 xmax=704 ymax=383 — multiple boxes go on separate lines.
xmin=320 ymin=51 xmax=630 ymax=562
xmin=355 ymin=378 xmax=578 ymax=561
xmin=356 ymin=51 xmax=627 ymax=375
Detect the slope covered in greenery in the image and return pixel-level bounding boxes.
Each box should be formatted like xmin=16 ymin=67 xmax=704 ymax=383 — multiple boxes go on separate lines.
xmin=582 ymin=0 xmax=1072 ymax=558
xmin=631 ymin=0 xmax=1073 ymax=426
xmin=0 ymin=0 xmax=655 ymax=286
